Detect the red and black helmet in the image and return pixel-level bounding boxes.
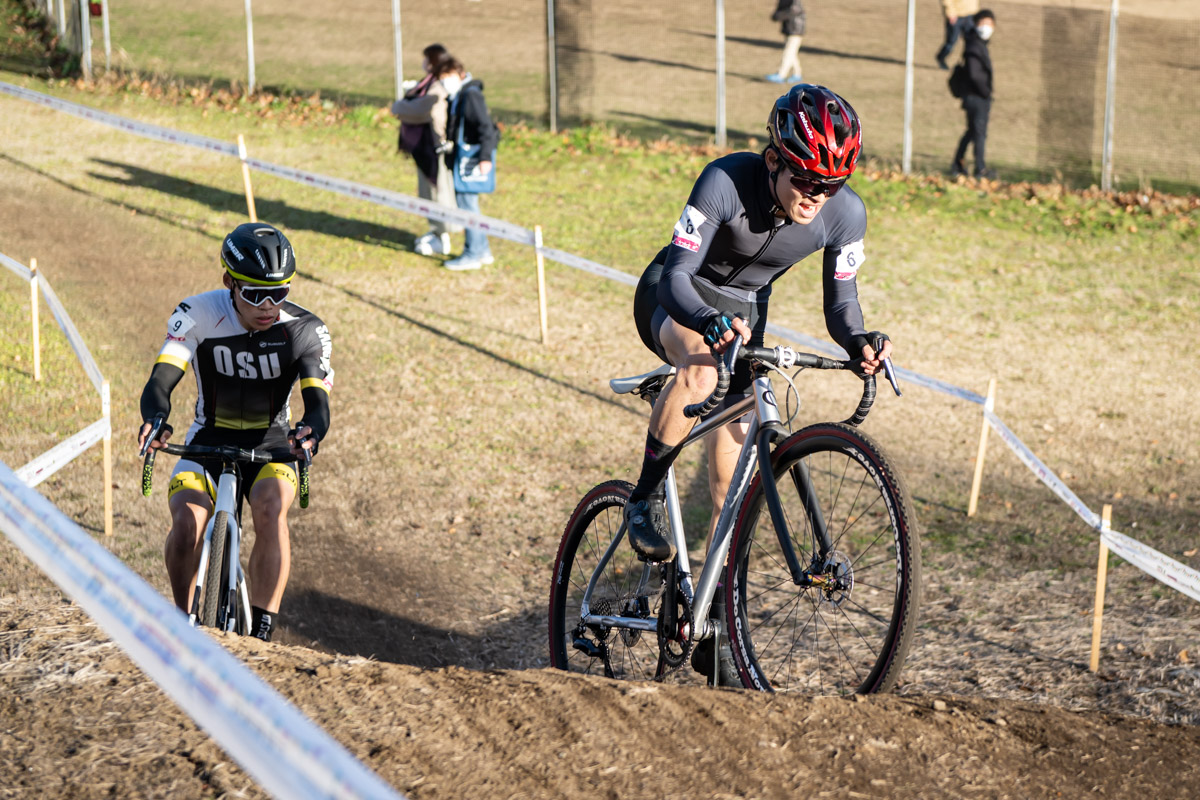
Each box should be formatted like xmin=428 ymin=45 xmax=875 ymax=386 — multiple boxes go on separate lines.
xmin=767 ymin=84 xmax=863 ymax=180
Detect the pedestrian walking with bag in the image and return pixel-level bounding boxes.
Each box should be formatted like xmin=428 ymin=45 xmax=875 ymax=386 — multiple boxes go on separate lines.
xmin=442 ymin=62 xmax=500 ymax=272
xmin=391 ymin=44 xmax=462 ymax=257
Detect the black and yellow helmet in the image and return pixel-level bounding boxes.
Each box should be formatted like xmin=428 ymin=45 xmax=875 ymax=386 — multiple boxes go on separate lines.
xmin=220 ymin=223 xmax=295 ymax=286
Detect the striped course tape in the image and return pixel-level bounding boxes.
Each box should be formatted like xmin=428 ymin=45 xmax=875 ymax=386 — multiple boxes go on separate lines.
xmin=0 ymin=460 xmax=406 ymax=800
xmin=16 ymin=417 xmax=109 ymax=488
xmin=1101 ymin=529 xmax=1200 ymax=605
xmin=3 ymin=80 xmax=1194 ymax=604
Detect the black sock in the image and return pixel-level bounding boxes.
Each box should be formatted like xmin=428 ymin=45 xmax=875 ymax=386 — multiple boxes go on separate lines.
xmin=251 ymin=606 xmax=275 ymax=642
xmin=629 ymin=432 xmax=684 ymax=504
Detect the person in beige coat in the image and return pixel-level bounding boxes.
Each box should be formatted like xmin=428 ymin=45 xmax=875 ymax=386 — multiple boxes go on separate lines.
xmin=936 ymin=0 xmax=979 ymax=69
xmin=391 ymin=45 xmax=463 ymax=256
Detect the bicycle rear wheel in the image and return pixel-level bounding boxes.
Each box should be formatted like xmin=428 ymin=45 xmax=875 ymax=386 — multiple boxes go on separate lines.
xmin=726 ymin=423 xmax=920 ymax=695
xmin=548 ymin=481 xmax=662 ymax=680
xmin=200 ymin=510 xmax=231 ymax=629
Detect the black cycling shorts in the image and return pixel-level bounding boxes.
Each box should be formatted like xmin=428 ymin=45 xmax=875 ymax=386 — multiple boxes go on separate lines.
xmin=633 ymin=258 xmax=768 ymax=396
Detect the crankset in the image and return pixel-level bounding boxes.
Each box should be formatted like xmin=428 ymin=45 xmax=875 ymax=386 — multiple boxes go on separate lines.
xmin=655 ymin=562 xmax=694 ymax=679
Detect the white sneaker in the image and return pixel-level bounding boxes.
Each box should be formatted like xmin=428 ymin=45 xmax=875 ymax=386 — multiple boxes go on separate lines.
xmin=443 ymin=254 xmax=482 ymax=271
xmin=413 ymin=232 xmax=451 ymax=256
xmin=413 ymin=233 xmax=435 ymax=256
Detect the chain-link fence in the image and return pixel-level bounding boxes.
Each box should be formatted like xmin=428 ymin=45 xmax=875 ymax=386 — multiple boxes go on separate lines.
xmin=40 ymin=0 xmax=1200 ymax=192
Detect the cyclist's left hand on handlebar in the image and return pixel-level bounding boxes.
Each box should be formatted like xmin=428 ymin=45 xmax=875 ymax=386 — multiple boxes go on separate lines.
xmin=288 ymin=425 xmax=317 ymax=459
xmin=851 ymin=331 xmax=892 ymax=376
xmin=702 ymin=314 xmax=752 ymax=355
xmin=137 ymin=419 xmax=173 ymax=455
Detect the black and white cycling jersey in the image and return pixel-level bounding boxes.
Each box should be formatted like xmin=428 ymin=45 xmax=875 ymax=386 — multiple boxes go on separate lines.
xmin=141 ymin=289 xmax=333 ymax=450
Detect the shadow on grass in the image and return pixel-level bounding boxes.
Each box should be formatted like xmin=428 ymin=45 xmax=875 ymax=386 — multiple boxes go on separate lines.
xmin=87 ymin=158 xmax=414 ymax=250
xmin=676 ymin=29 xmax=916 ymax=70
xmin=610 ymin=111 xmax=757 ymax=143
xmin=306 ymin=272 xmax=643 ymax=417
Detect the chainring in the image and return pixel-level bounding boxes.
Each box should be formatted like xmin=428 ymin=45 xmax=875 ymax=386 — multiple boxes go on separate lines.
xmin=655 ymin=588 xmax=694 ymax=677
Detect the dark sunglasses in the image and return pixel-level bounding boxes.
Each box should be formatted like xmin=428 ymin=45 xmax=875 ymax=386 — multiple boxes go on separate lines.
xmin=784 ymin=169 xmax=846 ymax=199
xmin=237 ymin=282 xmax=290 ymax=307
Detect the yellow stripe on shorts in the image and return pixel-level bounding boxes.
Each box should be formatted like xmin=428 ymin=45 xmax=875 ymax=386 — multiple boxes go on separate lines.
xmin=168 ymin=471 xmax=216 ymax=502
xmin=251 ymin=461 xmax=298 ymax=493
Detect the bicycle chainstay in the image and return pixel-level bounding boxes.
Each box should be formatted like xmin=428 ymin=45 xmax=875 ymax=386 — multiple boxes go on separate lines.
xmin=655 ymin=562 xmax=694 ymax=680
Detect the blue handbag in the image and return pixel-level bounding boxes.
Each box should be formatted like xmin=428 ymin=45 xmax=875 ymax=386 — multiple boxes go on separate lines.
xmin=451 ymin=89 xmax=497 ymax=194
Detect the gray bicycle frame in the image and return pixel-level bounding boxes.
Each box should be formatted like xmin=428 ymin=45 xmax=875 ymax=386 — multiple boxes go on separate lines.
xmin=189 ymin=468 xmax=252 ymax=632
xmin=578 ymin=369 xmax=783 ymax=644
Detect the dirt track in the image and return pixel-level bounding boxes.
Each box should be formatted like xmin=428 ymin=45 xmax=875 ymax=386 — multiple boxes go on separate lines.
xmin=4 ymin=598 xmax=1200 ymax=800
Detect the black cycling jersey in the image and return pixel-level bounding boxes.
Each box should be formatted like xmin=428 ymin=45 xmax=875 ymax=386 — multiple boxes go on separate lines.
xmin=654 ymin=151 xmax=869 ymax=354
xmin=140 ymin=289 xmax=333 ymax=451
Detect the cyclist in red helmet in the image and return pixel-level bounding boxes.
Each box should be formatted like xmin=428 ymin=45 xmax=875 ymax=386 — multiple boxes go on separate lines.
xmin=629 ymin=84 xmax=893 ymax=683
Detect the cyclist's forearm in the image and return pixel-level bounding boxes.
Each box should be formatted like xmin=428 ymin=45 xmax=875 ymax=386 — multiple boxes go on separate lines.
xmin=298 ymin=385 xmax=330 ymax=441
xmin=140 ymin=363 xmax=184 ymax=422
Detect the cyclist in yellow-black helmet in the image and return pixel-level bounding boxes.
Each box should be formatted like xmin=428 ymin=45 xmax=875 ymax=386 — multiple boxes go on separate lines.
xmin=137 ymin=222 xmax=333 ymax=642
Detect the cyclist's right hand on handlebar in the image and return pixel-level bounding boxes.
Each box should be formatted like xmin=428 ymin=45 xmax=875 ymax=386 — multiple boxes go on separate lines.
xmin=702 ymin=314 xmax=751 ymax=355
xmin=137 ymin=418 xmax=173 ymax=456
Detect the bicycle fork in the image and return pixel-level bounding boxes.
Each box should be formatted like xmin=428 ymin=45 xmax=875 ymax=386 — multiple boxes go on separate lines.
xmin=756 ymin=425 xmax=835 ymax=587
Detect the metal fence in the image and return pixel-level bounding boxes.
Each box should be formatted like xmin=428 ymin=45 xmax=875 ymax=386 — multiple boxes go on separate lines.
xmin=35 ymin=0 xmax=1200 ymax=192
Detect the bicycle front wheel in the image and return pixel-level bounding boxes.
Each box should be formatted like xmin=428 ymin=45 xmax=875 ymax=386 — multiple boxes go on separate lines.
xmin=726 ymin=423 xmax=921 ymax=695
xmin=548 ymin=481 xmax=662 ymax=681
xmin=200 ymin=510 xmax=231 ymax=629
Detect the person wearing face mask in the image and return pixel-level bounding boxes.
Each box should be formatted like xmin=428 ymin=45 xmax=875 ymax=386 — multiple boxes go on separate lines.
xmin=626 ymin=85 xmax=892 ymax=685
xmin=951 ymin=10 xmax=996 ymax=179
xmin=391 ymin=45 xmax=464 ymax=257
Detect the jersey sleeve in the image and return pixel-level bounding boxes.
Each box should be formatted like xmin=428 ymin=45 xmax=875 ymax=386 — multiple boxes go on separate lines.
xmin=821 ymin=191 xmax=870 ymax=353
xmin=295 ymin=319 xmax=334 ymax=441
xmin=657 ymin=163 xmax=738 ymax=332
xmin=139 ymin=298 xmax=202 ymax=422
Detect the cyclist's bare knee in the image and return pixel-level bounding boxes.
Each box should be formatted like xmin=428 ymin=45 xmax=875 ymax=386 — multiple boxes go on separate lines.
xmin=673 ymin=360 xmax=719 ymax=397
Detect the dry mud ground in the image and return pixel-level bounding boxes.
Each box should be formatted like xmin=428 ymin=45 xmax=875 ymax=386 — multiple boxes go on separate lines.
xmin=1 ymin=77 xmax=1199 ymax=799
xmin=4 ymin=598 xmax=1200 ymax=800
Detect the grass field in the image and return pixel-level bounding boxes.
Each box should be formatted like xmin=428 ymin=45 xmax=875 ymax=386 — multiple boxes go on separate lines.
xmin=2 ymin=63 xmax=1197 ymax=580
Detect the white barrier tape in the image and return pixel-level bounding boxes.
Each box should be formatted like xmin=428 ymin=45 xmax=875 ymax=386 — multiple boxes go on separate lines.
xmin=0 ymin=81 xmax=237 ymax=157
xmin=35 ymin=272 xmax=105 ymax=394
xmin=1 ymin=251 xmax=33 ymax=280
xmin=16 ymin=417 xmax=109 ymax=487
xmin=984 ymin=409 xmax=1101 ymax=530
xmin=539 ymin=247 xmax=639 ymax=288
xmin=1101 ymin=528 xmax=1200 ymax=605
xmin=0 ymin=460 xmax=406 ymax=800
xmin=244 ymin=157 xmax=537 ymax=246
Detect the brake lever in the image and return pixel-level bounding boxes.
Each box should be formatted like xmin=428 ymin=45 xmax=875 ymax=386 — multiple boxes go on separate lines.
xmin=873 ymin=334 xmax=902 ymax=397
xmin=881 ymin=357 xmax=902 ymax=396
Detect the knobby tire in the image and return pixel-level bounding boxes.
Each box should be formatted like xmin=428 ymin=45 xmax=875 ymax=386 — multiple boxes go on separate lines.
xmin=726 ymin=423 xmax=921 ymax=695
xmin=200 ymin=510 xmax=230 ymax=629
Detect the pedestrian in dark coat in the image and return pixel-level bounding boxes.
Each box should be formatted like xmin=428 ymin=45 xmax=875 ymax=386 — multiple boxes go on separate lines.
xmin=951 ymin=10 xmax=996 ymax=179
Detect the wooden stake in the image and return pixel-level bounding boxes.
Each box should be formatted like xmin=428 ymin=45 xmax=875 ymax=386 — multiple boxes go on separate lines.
xmin=102 ymin=380 xmax=113 ymax=537
xmin=1089 ymin=504 xmax=1113 ymax=673
xmin=237 ymin=134 xmax=258 ymax=222
xmin=30 ymin=258 xmax=41 ymax=382
xmin=534 ymin=225 xmax=549 ymax=346
xmin=966 ymin=377 xmax=996 ymax=516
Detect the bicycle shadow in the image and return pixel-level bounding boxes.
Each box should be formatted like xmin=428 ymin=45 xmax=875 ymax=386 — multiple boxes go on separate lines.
xmin=278 ymin=588 xmax=546 ymax=671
